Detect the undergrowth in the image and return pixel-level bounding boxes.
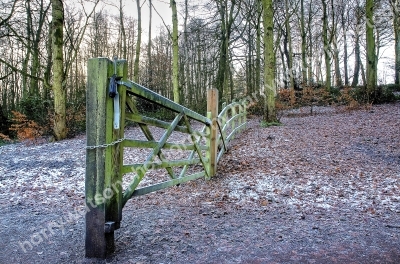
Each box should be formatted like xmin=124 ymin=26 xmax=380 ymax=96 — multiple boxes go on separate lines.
xmin=247 ymin=84 xmax=400 ymax=119
xmin=1 ymin=84 xmax=398 ymax=144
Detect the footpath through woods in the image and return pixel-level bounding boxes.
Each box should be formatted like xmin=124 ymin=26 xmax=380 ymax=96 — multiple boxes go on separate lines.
xmin=0 ymin=103 xmax=399 ymax=263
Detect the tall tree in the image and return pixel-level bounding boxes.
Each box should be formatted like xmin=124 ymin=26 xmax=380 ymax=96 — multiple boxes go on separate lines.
xmin=215 ymin=0 xmax=240 ymax=104
xmin=119 ymin=0 xmax=127 ymax=59
xmin=300 ymin=0 xmax=307 ymax=84
xmin=51 ymin=0 xmax=66 ymax=140
xmin=339 ymin=1 xmax=350 ymax=86
xmin=171 ymin=0 xmax=180 ymax=103
xmin=366 ymin=0 xmax=377 ymax=100
xmin=262 ymin=0 xmax=277 ymax=122
xmin=351 ymin=2 xmax=363 ymax=87
xmin=283 ymin=0 xmax=295 ymax=91
xmin=133 ymin=0 xmax=142 ymax=82
xmin=255 ymin=0 xmax=262 ymax=94
xmin=391 ymin=0 xmax=400 ymax=84
xmin=147 ymin=0 xmax=152 ymax=85
xmin=322 ymin=0 xmax=332 ymax=91
xmin=306 ymin=0 xmax=315 ymax=84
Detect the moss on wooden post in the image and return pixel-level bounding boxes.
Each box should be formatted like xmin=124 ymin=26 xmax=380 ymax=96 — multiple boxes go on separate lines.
xmin=231 ymin=105 xmax=236 ymax=140
xmin=243 ymin=101 xmax=247 ymax=130
xmin=105 ymin=59 xmax=127 ymax=236
xmin=206 ymin=89 xmax=218 ymax=178
xmin=85 ymin=58 xmax=126 ymax=259
xmin=221 ymin=102 xmax=227 ymax=151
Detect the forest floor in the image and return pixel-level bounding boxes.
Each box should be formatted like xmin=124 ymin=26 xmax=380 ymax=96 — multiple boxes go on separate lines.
xmin=0 ymin=102 xmax=399 ymax=264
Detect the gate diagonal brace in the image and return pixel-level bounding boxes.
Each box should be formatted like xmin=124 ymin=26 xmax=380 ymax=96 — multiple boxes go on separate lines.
xmin=122 ymin=112 xmax=185 ymax=206
xmin=123 ymin=95 xmax=176 ymax=180
xmin=182 ymin=113 xmax=211 ymax=178
xmin=216 ymin=119 xmax=228 ymax=153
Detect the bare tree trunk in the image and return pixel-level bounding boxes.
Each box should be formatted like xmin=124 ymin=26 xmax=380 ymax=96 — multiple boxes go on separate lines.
xmin=216 ymin=1 xmax=228 ymax=102
xmin=392 ymin=0 xmax=400 ymax=84
xmin=262 ymin=0 xmax=277 ymax=122
xmin=351 ymin=4 xmax=363 ymax=87
xmin=22 ymin=0 xmax=32 ymax=98
xmin=352 ymin=33 xmax=361 ymax=87
xmin=183 ymin=0 xmax=192 ymax=104
xmin=119 ymin=0 xmax=127 ymax=59
xmin=133 ymin=0 xmax=142 ymax=82
xmin=215 ymin=0 xmax=239 ymax=104
xmin=147 ymin=0 xmax=152 ymax=86
xmin=322 ymin=0 xmax=331 ymax=91
xmin=284 ymin=0 xmax=294 ymax=92
xmin=255 ymin=0 xmax=262 ymax=94
xmin=307 ymin=0 xmax=314 ymax=84
xmin=300 ymin=0 xmax=307 ymax=84
xmin=279 ymin=44 xmax=288 ymax=88
xmin=51 ymin=0 xmax=67 ymax=140
xmin=341 ymin=3 xmax=349 ymax=86
xmin=171 ymin=0 xmax=180 ymax=103
xmin=333 ymin=34 xmax=342 ymax=87
xmin=366 ymin=0 xmax=377 ymax=100
xmin=361 ymin=59 xmax=366 ymax=86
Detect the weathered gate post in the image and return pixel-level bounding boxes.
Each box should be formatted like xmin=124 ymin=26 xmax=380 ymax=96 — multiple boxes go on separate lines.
xmin=85 ymin=57 xmax=127 ymax=259
xmin=206 ymin=89 xmax=219 ymax=178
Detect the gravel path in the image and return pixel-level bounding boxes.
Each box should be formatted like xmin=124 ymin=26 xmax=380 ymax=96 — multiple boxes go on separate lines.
xmin=0 ymin=103 xmax=399 ymax=263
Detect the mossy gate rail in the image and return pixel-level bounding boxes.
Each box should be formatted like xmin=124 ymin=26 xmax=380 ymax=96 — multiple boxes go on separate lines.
xmin=85 ymin=58 xmax=247 ymax=259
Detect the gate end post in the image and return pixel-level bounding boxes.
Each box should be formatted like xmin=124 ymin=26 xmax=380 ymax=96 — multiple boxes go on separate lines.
xmin=206 ymin=89 xmax=219 ymax=178
xmin=85 ymin=57 xmax=117 ymax=259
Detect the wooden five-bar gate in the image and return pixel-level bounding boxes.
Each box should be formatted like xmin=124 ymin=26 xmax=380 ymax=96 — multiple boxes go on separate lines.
xmin=85 ymin=58 xmax=247 ymax=259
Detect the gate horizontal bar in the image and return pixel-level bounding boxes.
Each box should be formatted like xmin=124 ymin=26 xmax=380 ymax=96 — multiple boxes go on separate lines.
xmin=217 ymin=122 xmax=247 ymax=163
xmin=121 ymin=158 xmax=204 ymax=174
xmin=123 ymin=139 xmax=208 ymax=151
xmin=126 ymin=113 xmax=190 ymax=134
xmin=218 ymin=101 xmax=243 ymax=117
xmin=222 ymin=112 xmax=247 ymax=131
xmin=119 ymin=80 xmax=211 ymax=125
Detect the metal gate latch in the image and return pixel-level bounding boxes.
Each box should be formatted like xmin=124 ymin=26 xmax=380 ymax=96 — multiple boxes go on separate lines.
xmin=109 ymin=57 xmax=122 ymax=129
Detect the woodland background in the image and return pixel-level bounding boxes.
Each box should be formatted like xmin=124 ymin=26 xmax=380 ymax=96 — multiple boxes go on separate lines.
xmin=0 ymin=0 xmax=399 ymax=142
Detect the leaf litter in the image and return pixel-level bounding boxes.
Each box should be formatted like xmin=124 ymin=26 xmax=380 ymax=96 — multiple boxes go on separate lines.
xmin=0 ymin=103 xmax=399 ymax=263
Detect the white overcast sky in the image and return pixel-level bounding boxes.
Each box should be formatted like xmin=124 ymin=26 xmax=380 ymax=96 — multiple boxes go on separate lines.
xmin=88 ymin=0 xmax=395 ymax=84
xmin=100 ymin=0 xmax=172 ymax=36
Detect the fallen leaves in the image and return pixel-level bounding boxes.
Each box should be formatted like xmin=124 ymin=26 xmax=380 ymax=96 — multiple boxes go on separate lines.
xmin=0 ymin=103 xmax=399 ymax=263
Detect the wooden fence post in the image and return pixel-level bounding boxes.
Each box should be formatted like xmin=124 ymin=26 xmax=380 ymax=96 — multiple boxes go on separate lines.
xmin=85 ymin=58 xmax=126 ymax=259
xmin=206 ymin=89 xmax=218 ymax=178
xmin=231 ymin=104 xmax=236 ymax=140
xmin=242 ymin=101 xmax=247 ymax=130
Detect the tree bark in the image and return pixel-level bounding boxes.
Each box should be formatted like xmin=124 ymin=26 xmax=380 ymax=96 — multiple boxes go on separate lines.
xmin=262 ymin=0 xmax=277 ymax=122
xmin=284 ymin=0 xmax=294 ymax=92
xmin=307 ymin=0 xmax=314 ymax=84
xmin=322 ymin=0 xmax=331 ymax=91
xmin=392 ymin=0 xmax=400 ymax=84
xmin=133 ymin=0 xmax=142 ymax=82
xmin=366 ymin=0 xmax=377 ymax=100
xmin=215 ymin=0 xmax=238 ymax=104
xmin=341 ymin=3 xmax=349 ymax=86
xmin=351 ymin=5 xmax=362 ymax=87
xmin=171 ymin=0 xmax=180 ymax=103
xmin=300 ymin=0 xmax=307 ymax=85
xmin=52 ymin=0 xmax=67 ymax=140
xmin=147 ymin=0 xmax=152 ymax=86
xmin=119 ymin=0 xmax=127 ymax=59
xmin=255 ymin=0 xmax=262 ymax=94
xmin=333 ymin=33 xmax=343 ymax=87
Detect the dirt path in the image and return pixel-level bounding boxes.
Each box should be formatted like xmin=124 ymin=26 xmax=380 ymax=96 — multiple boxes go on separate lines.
xmin=1 ymin=103 xmax=399 ymax=263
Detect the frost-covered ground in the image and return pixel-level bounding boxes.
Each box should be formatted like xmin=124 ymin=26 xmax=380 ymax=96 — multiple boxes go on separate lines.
xmin=0 ymin=103 xmax=399 ymax=263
